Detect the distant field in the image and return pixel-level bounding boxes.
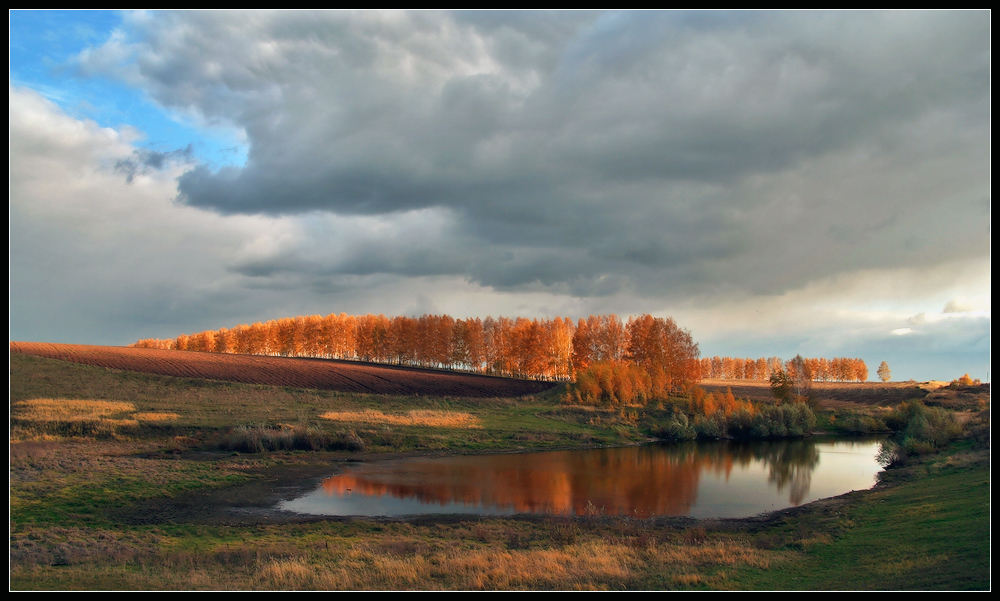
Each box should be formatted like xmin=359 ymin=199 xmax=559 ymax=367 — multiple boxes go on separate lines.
xmin=700 ymin=378 xmax=938 ymax=408
xmin=9 ymin=342 xmax=557 ymax=398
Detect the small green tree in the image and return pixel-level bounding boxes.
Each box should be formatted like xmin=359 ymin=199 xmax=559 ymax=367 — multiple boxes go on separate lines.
xmin=769 ymin=368 xmax=792 ymax=403
xmin=877 ymin=361 xmax=891 ymax=382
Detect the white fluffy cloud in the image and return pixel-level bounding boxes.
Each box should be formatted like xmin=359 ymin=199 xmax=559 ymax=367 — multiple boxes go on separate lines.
xmin=11 ymin=85 xmax=289 ymax=341
xmin=9 ymin=84 xmax=588 ymax=343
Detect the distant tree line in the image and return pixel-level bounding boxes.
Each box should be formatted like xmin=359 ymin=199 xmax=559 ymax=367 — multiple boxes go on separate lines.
xmin=132 ymin=314 xmax=870 ymax=396
xmin=699 ymin=355 xmax=869 ymax=383
xmin=132 ymin=313 xmax=699 ymax=388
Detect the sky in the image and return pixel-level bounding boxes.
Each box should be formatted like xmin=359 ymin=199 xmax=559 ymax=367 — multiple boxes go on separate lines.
xmin=9 ymin=10 xmax=991 ymax=382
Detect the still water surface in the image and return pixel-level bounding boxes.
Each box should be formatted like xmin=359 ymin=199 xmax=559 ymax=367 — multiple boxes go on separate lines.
xmin=279 ymin=437 xmax=884 ymax=519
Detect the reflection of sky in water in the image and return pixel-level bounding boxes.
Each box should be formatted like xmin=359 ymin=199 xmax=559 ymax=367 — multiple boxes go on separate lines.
xmin=278 ymin=438 xmax=884 ymax=519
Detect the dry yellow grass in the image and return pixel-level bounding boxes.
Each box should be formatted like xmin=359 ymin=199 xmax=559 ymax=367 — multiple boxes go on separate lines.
xmin=919 ymin=381 xmax=949 ymax=391
xmin=13 ymin=400 xmax=178 ymax=424
xmin=255 ymin=558 xmax=315 ymax=588
xmin=320 ymin=409 xmax=482 ymax=429
xmin=13 ymin=399 xmax=135 ymax=421
xmin=654 ymin=542 xmax=773 ymax=569
xmin=10 ymin=400 xmax=180 ymax=442
xmin=674 ymin=573 xmax=704 ymax=586
xmin=133 ymin=412 xmax=181 ymax=422
xmin=246 ymin=537 xmax=779 ymax=591
xmin=252 ymin=542 xmax=632 ymax=590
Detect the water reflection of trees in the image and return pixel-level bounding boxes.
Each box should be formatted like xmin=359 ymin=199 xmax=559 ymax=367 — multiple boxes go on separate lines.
xmin=317 ymin=440 xmax=834 ymax=517
xmin=677 ymin=440 xmax=820 ymax=505
xmin=724 ymin=440 xmax=820 ymax=505
xmin=322 ymin=449 xmax=707 ymax=516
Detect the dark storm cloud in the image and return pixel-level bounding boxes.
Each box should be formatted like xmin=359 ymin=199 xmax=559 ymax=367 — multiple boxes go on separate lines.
xmin=79 ymin=10 xmax=990 ymax=296
xmin=229 ymin=237 xmax=471 ymax=280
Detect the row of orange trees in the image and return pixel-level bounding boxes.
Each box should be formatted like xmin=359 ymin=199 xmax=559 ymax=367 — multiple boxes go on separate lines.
xmin=132 ymin=313 xmax=700 ymax=389
xmin=133 ymin=312 xmax=868 ymax=401
xmin=699 ymin=355 xmax=869 ymax=383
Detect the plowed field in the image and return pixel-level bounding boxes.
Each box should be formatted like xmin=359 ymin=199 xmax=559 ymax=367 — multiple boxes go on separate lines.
xmin=10 ymin=342 xmax=557 ymax=398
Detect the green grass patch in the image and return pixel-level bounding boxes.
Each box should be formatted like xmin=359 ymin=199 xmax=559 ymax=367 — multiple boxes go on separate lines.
xmin=11 ymin=447 xmax=254 ymax=527
xmin=731 ymin=450 xmax=989 ymax=590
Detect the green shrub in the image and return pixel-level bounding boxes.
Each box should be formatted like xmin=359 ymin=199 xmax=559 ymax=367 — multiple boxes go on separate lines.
xmin=654 ymin=413 xmax=696 ymax=441
xmin=654 ymin=401 xmax=817 ymax=441
xmin=836 ymin=414 xmax=889 ymax=434
xmin=878 ymin=400 xmax=964 ymax=466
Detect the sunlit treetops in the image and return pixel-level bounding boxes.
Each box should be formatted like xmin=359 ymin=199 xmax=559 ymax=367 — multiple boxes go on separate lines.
xmin=133 ymin=313 xmax=868 ymax=387
xmin=132 ymin=313 xmax=697 ymax=386
xmin=699 ymin=355 xmax=869 ymax=383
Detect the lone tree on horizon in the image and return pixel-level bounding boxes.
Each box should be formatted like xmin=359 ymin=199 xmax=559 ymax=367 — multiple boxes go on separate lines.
xmin=877 ymin=361 xmax=891 ymax=382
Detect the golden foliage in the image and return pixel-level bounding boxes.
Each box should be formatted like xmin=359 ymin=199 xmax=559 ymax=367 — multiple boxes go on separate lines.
xmin=135 ymin=311 xmax=699 ymax=385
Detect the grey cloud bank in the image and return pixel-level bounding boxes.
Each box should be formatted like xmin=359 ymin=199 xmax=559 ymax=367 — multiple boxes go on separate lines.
xmin=80 ymin=11 xmax=988 ymax=295
xmin=10 ymin=10 xmax=990 ymax=381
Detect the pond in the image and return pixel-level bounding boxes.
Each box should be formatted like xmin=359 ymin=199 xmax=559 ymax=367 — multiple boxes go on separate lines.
xmin=278 ymin=437 xmax=885 ymax=519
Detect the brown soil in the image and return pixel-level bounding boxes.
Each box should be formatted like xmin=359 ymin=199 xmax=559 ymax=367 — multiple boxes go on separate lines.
xmin=9 ymin=342 xmax=557 ymax=398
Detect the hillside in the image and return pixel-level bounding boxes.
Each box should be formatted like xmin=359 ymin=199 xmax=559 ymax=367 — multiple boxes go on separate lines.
xmin=9 ymin=342 xmax=557 ymax=398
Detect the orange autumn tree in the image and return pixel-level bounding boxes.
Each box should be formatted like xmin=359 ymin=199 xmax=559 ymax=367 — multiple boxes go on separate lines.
xmin=567 ymin=314 xmax=700 ymax=406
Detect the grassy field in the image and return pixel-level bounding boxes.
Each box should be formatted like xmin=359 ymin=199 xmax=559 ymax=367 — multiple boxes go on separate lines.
xmin=9 ymin=352 xmax=990 ymax=590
